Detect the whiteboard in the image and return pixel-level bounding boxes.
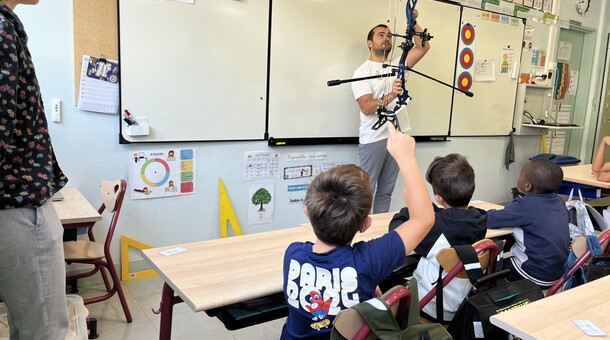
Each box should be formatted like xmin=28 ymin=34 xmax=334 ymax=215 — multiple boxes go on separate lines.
xmin=118 ymin=0 xmax=524 ymax=143
xmin=267 ymin=0 xmax=460 ymax=142
xmin=450 ymin=7 xmax=525 ymax=136
xmin=119 ymin=0 xmax=269 ymax=142
xmin=401 ymin=0 xmax=461 ymax=136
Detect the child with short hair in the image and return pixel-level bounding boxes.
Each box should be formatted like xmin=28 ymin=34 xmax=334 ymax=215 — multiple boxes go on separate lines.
xmin=389 ymin=153 xmax=487 ymax=321
xmin=280 ymin=123 xmax=434 ymax=340
xmin=487 ymin=159 xmax=569 ymax=288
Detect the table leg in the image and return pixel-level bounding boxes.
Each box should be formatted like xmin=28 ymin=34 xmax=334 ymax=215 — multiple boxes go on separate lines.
xmin=158 ymin=282 xmax=183 ymax=340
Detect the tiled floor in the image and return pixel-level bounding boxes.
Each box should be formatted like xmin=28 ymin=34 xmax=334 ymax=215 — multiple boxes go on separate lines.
xmin=77 ymin=276 xmax=284 ymax=340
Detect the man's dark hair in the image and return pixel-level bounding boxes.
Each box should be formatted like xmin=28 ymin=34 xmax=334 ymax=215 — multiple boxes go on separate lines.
xmin=304 ymin=164 xmax=373 ymax=246
xmin=367 ymin=24 xmax=389 ymax=42
xmin=523 ymin=159 xmax=564 ymax=193
xmin=426 ymin=153 xmax=475 ymax=207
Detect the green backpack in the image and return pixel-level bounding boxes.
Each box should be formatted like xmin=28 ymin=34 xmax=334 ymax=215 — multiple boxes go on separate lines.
xmin=331 ymin=278 xmax=452 ymax=340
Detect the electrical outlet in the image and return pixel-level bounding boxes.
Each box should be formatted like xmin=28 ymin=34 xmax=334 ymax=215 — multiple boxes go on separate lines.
xmin=52 ymin=99 xmax=61 ymax=122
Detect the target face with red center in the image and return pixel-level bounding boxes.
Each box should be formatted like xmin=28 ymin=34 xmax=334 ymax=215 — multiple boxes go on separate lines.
xmin=457 ymin=72 xmax=472 ymax=92
xmin=460 ymin=48 xmax=474 ymax=69
xmin=461 ymin=24 xmax=475 ymax=45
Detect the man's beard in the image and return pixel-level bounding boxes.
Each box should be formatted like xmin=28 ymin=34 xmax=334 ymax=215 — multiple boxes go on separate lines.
xmin=373 ymin=45 xmax=392 ymax=59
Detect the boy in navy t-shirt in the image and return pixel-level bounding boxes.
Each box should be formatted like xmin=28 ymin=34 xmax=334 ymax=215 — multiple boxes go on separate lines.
xmin=487 ymin=159 xmax=569 ymax=288
xmin=281 ymin=123 xmax=434 ymax=340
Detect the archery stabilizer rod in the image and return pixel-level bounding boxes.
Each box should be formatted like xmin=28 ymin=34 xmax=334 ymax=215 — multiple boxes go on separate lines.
xmin=327 ymin=72 xmax=396 ymax=87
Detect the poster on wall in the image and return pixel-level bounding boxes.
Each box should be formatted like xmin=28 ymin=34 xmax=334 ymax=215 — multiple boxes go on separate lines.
xmin=248 ymin=183 xmax=275 ymax=225
xmin=244 ymin=151 xmax=281 ymax=181
xmin=130 ymin=148 xmax=196 ymax=199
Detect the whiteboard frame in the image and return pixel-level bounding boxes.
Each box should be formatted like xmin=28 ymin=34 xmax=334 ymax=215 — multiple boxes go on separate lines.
xmin=118 ymin=0 xmax=270 ymax=143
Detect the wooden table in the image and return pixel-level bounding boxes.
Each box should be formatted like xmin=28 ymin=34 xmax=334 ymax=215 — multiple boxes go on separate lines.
xmin=561 ymin=164 xmax=610 ymax=198
xmin=303 ymin=209 xmax=513 ymax=241
xmin=303 ymin=201 xmax=511 ymax=240
xmin=143 ymin=226 xmax=316 ymax=339
xmin=145 ymin=203 xmax=513 ymax=339
xmin=562 ymin=164 xmax=610 ymax=189
xmin=490 ymin=275 xmax=610 ymax=339
xmin=52 ymin=187 xmax=102 ymax=225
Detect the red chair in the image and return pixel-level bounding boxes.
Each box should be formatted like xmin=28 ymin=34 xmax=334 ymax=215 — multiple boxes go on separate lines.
xmin=63 ymin=180 xmax=132 ymax=323
xmin=332 ymin=285 xmax=411 ymax=340
xmin=418 ymin=239 xmax=501 ymax=317
xmin=546 ymin=229 xmax=610 ymax=296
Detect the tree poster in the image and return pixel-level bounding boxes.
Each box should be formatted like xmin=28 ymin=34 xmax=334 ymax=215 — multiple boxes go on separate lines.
xmin=248 ymin=183 xmax=274 ymax=225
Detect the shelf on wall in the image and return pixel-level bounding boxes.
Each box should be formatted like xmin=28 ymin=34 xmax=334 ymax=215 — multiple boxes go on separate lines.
xmin=521 ymin=123 xmax=584 ymax=130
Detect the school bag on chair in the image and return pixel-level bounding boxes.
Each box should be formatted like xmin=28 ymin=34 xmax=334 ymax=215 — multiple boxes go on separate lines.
xmin=447 ymin=243 xmax=544 ymax=340
xmin=563 ymin=234 xmax=610 ymax=291
xmin=565 ymin=189 xmax=609 ymax=239
xmin=331 ymin=278 xmax=452 ymax=340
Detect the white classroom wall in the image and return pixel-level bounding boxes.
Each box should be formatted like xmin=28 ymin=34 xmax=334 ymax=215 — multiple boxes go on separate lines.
xmin=14 ymin=1 xmax=605 ymax=267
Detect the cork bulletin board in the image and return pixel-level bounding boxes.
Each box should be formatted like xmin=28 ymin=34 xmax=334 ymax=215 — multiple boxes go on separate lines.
xmin=72 ymin=0 xmax=118 ymax=104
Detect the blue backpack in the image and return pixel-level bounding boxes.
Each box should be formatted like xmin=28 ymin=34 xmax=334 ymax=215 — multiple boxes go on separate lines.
xmin=563 ymin=235 xmax=610 ymax=291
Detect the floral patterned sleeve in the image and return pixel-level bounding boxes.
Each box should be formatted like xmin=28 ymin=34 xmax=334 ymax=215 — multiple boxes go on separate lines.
xmin=0 ymin=17 xmax=19 ymax=165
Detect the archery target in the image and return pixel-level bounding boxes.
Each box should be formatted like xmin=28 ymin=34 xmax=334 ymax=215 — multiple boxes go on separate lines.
xmin=140 ymin=158 xmax=171 ymax=187
xmin=459 ymin=48 xmax=474 ymax=69
xmin=461 ymin=24 xmax=475 ymax=45
xmin=457 ymin=72 xmax=472 ymax=92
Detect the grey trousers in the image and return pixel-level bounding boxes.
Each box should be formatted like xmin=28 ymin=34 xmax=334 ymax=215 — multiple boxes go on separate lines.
xmin=0 ymin=201 xmax=68 ymax=340
xmin=359 ymin=139 xmax=400 ymax=214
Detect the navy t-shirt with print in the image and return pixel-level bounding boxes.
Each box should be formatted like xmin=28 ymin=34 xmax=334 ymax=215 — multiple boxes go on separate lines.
xmin=281 ymin=231 xmax=405 ymax=340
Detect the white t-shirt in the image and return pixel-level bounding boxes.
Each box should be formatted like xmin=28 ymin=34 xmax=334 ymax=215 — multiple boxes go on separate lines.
xmin=352 ymin=59 xmax=411 ymax=144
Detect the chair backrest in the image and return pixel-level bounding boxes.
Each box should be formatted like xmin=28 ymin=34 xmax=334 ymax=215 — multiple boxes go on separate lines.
xmin=99 ymin=180 xmax=127 ymax=254
xmin=546 ymin=229 xmax=610 ymax=296
xmin=332 ymin=285 xmax=411 ymax=340
xmin=419 ymin=239 xmax=500 ymax=310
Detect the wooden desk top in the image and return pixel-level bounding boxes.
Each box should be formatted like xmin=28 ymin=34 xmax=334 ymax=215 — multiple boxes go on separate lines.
xmin=52 ymin=187 xmax=102 ymax=224
xmin=145 ymin=202 xmax=512 ymax=313
xmin=490 ymin=275 xmax=610 ymax=340
xmin=142 ymin=226 xmax=316 ymax=312
xmin=562 ymin=164 xmax=610 ymax=189
xmin=343 ymin=202 xmax=511 ymax=240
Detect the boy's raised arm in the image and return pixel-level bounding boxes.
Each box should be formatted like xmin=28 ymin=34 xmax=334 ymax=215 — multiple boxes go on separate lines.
xmin=386 ymin=123 xmax=434 ymax=254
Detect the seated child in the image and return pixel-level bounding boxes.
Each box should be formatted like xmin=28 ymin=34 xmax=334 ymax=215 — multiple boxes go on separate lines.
xmin=389 ymin=153 xmax=487 ymax=322
xmin=487 ymin=159 xmax=570 ymax=289
xmin=280 ymin=123 xmax=434 ymax=340
xmin=592 ymin=136 xmax=610 ymax=181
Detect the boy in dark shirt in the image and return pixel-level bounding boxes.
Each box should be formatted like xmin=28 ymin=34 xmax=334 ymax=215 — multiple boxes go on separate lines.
xmin=281 ymin=123 xmax=434 ymax=340
xmin=487 ymin=159 xmax=569 ymax=288
xmin=390 ymin=153 xmax=486 ymax=321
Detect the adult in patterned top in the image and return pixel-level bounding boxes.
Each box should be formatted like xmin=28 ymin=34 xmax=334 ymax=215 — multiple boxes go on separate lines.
xmin=0 ymin=0 xmax=69 ymax=338
xmin=352 ymin=10 xmax=430 ymax=214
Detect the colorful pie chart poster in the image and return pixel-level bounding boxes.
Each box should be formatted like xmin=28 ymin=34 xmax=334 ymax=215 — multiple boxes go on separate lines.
xmin=130 ymin=148 xmax=196 ymax=199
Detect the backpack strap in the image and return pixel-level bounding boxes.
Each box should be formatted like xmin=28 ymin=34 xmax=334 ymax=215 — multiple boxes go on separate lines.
xmin=433 ymin=244 xmax=486 ymax=323
xmin=349 ymin=297 xmax=402 ymax=339
xmin=585 ymin=205 xmax=610 ymax=231
xmin=586 ymin=234 xmax=603 ymax=257
xmin=435 ymin=266 xmax=445 ymax=324
xmin=568 ymin=188 xmax=584 ymax=202
xmin=453 ymin=244 xmax=485 ymax=285
xmin=406 ymin=277 xmax=420 ymax=327
xmin=563 ymin=235 xmax=604 ymax=291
